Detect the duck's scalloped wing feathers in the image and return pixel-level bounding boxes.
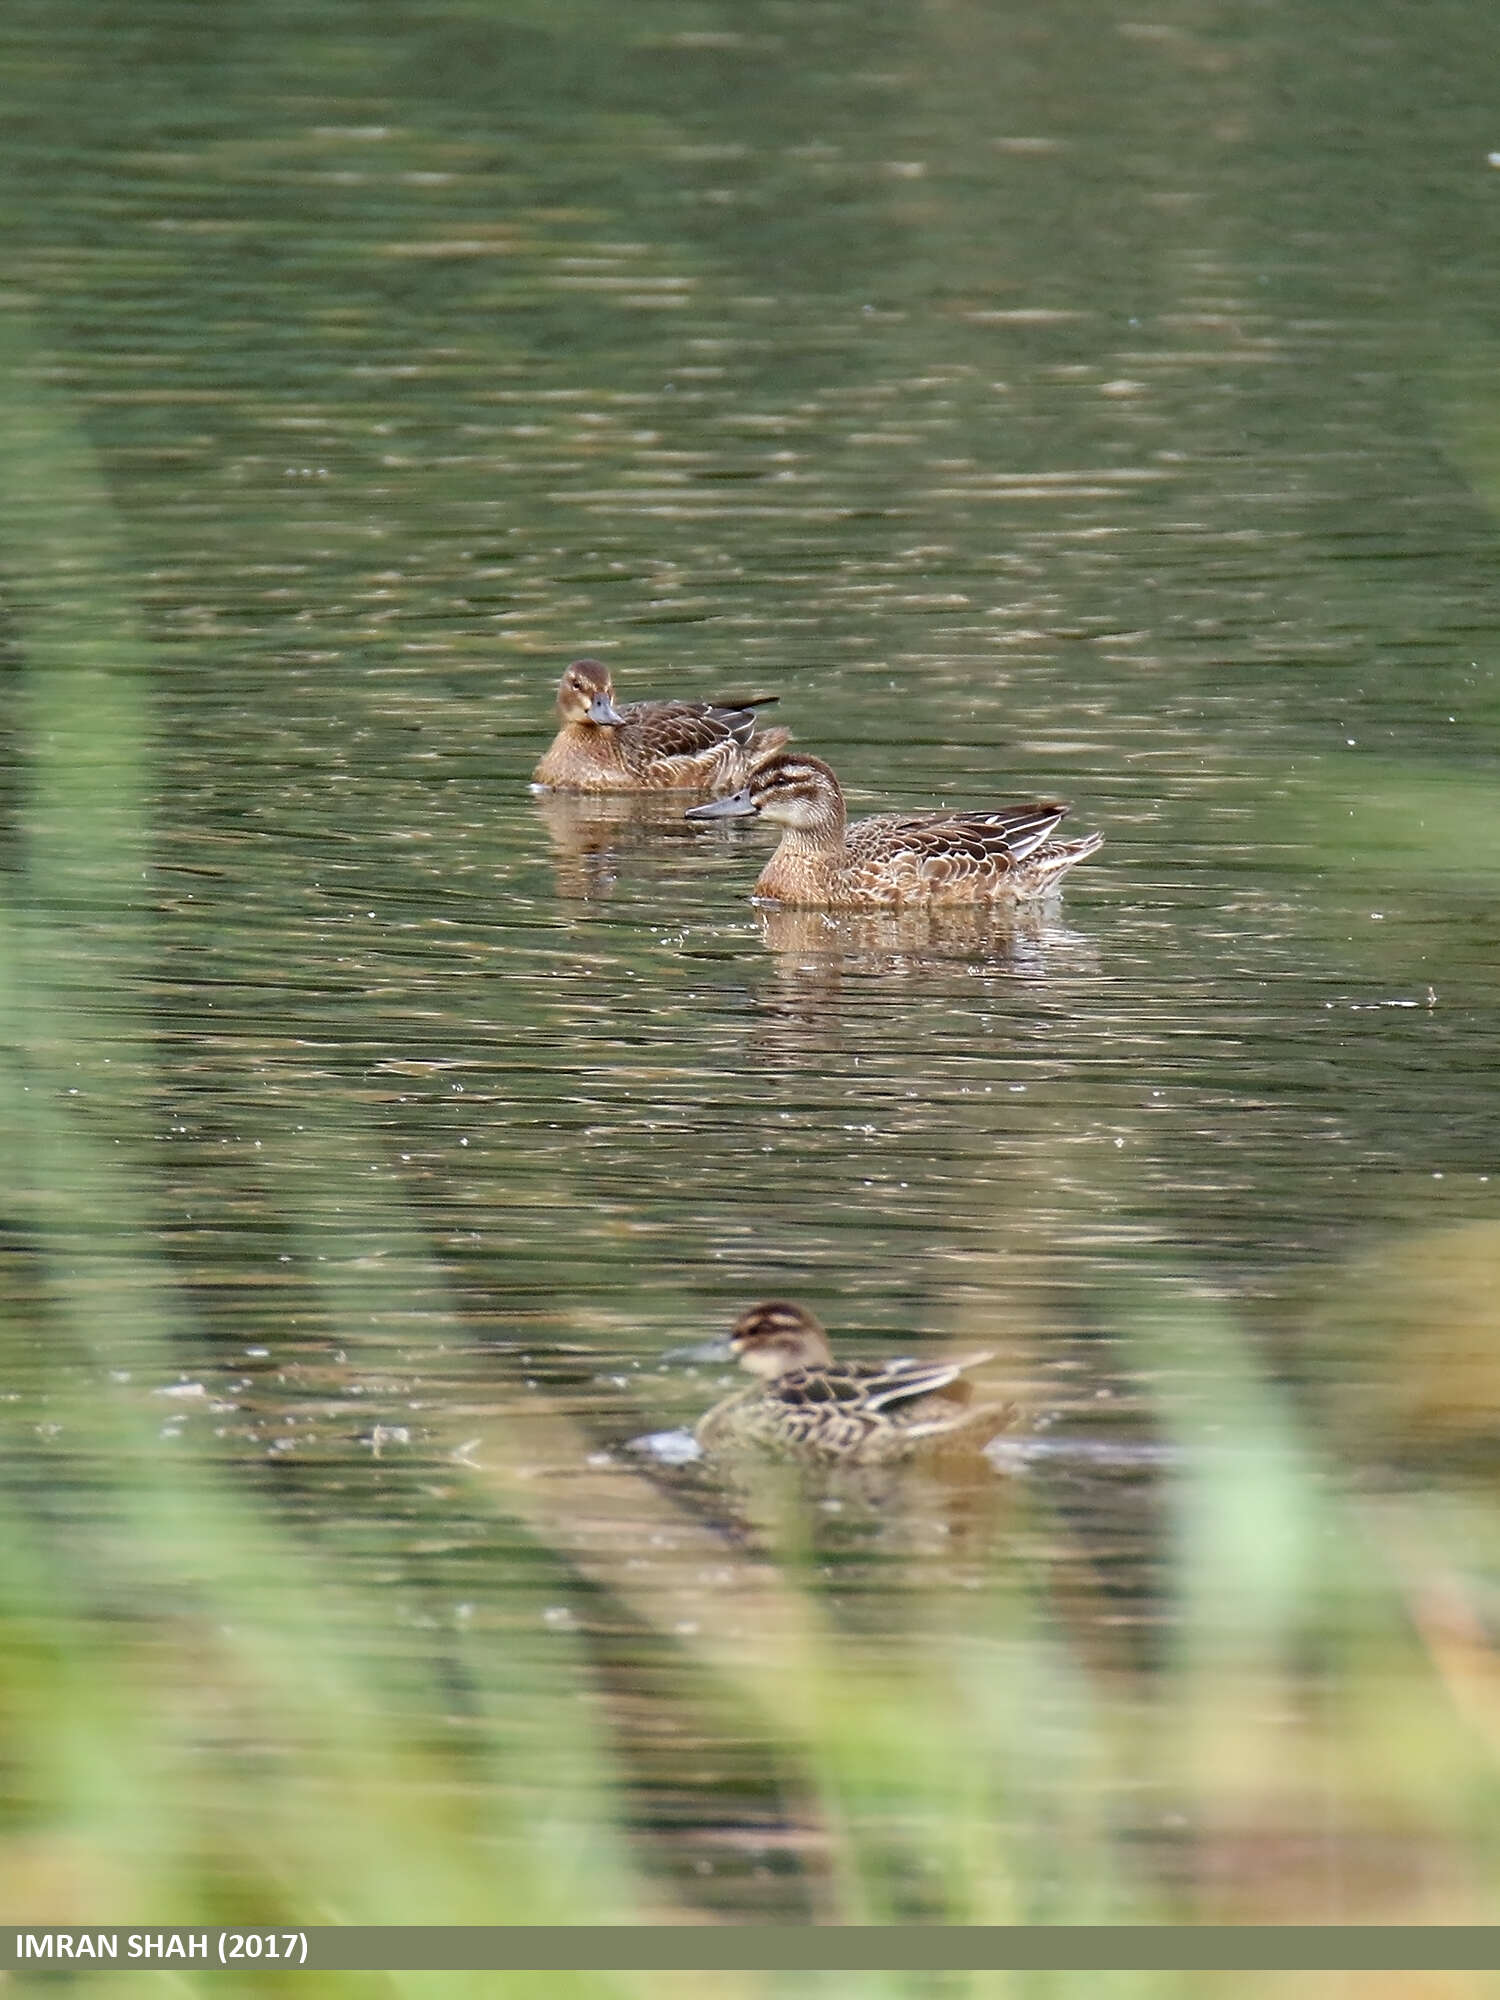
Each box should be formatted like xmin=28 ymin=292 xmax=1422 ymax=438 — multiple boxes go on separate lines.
xmin=843 ymin=803 xmax=1071 ymax=882
xmin=768 ymin=1353 xmax=992 ymax=1415
xmin=620 ymin=698 xmax=775 ymax=759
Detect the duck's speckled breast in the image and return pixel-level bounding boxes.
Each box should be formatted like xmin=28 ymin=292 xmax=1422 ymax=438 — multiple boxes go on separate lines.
xmin=532 ymin=723 xmax=631 ymax=792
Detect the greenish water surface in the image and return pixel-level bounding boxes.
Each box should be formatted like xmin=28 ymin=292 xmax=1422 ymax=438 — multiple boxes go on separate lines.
xmin=6 ymin=0 xmax=1500 ymax=1933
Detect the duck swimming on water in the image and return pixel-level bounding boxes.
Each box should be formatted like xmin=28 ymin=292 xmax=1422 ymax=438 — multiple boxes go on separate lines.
xmin=693 ymin=1301 xmax=1014 ymax=1464
xmin=685 ymin=750 xmax=1102 ymax=910
xmin=533 ymin=658 xmax=789 ymax=794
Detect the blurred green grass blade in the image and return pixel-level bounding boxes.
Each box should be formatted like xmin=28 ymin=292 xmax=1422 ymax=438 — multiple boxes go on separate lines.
xmin=0 ymin=305 xmax=645 ymax=1945
xmin=0 ymin=311 xmax=151 ymax=940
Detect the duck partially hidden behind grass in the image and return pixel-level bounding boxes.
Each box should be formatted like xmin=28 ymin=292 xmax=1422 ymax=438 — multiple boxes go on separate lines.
xmin=685 ymin=750 xmax=1101 ymax=909
xmin=693 ymin=1301 xmax=1014 ymax=1464
xmin=533 ymin=657 xmax=789 ymax=794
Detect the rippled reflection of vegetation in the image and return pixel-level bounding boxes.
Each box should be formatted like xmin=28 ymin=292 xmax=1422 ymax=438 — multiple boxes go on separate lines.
xmin=9 ymin=0 xmax=1500 ymax=1973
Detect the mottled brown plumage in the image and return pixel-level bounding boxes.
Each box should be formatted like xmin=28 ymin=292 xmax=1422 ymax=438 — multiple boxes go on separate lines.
xmin=694 ymin=1301 xmax=1013 ymax=1464
xmin=685 ymin=751 xmax=1102 ymax=909
xmin=532 ymin=658 xmax=789 ymax=793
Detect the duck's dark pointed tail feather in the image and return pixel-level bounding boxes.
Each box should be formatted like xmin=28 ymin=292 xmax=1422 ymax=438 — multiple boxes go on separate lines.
xmin=1023 ymin=830 xmax=1104 ymax=894
xmin=748 ymin=725 xmax=792 ymax=766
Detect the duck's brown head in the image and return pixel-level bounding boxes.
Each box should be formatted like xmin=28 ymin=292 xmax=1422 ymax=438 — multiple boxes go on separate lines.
xmin=684 ymin=752 xmax=845 ymax=836
xmin=727 ymin=1300 xmax=833 ymax=1379
xmin=556 ymin=657 xmax=626 ymax=726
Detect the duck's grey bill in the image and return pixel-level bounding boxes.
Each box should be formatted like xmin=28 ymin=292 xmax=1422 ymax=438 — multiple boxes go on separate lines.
xmin=585 ymin=693 xmax=628 ymax=725
xmin=684 ymin=787 xmax=756 ymax=820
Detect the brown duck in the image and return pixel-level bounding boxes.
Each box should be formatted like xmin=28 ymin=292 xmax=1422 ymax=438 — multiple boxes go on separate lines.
xmin=693 ymin=1301 xmax=1014 ymax=1464
xmin=685 ymin=751 xmax=1101 ymax=909
xmin=532 ymin=658 xmax=789 ymax=793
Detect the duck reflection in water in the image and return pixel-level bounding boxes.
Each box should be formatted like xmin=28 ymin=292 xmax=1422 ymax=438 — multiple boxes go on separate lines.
xmin=757 ymin=901 xmax=1100 ymax=978
xmin=738 ymin=904 xmax=1101 ymax=1068
xmin=532 ymin=788 xmax=733 ymax=901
